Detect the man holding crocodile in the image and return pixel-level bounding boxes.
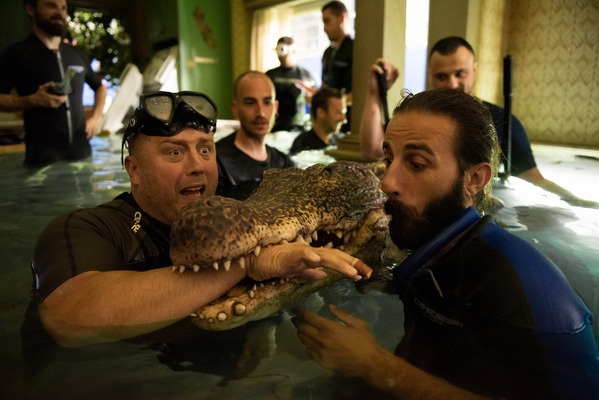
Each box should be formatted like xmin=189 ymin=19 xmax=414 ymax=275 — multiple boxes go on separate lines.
xmin=292 ymin=88 xmax=599 ymax=399
xmin=25 ymin=90 xmax=371 ymax=350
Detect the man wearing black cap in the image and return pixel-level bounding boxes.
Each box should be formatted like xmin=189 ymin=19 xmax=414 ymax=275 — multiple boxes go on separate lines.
xmin=26 ymin=91 xmax=369 ymax=349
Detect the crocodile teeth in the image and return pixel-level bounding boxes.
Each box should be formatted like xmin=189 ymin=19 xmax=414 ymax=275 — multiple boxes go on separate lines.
xmin=335 ymin=230 xmax=343 ymax=239
xmin=179 ymin=265 xmax=186 ymax=273
xmin=193 ymin=264 xmax=200 ymax=272
xmin=280 ymin=278 xmax=286 ymax=285
xmin=224 ymin=260 xmax=231 ymax=271
xmin=324 ymin=242 xmax=334 ymax=249
xmin=238 ymin=257 xmax=245 ymax=269
xmin=304 ymin=234 xmax=312 ymax=244
xmin=190 ymin=313 xmax=198 ymax=318
xmin=253 ymin=284 xmax=258 ymax=291
xmin=234 ymin=303 xmax=246 ymax=316
xmin=171 ymin=266 xmax=178 ymax=272
xmin=343 ymin=232 xmax=352 ymax=243
xmin=311 ymin=231 xmax=318 ymax=241
xmin=254 ymin=246 xmax=261 ymax=257
xmin=213 ymin=262 xmax=219 ymax=270
xmin=217 ymin=312 xmax=227 ymax=321
xmin=249 ymin=289 xmax=255 ymax=298
xmin=198 ymin=313 xmax=205 ymax=320
xmin=296 ymin=235 xmax=308 ymax=245
xmin=281 ymin=239 xmax=288 ymax=244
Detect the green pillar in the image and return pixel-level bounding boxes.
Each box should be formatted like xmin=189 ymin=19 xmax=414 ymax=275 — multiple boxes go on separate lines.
xmin=177 ymin=0 xmax=233 ymax=119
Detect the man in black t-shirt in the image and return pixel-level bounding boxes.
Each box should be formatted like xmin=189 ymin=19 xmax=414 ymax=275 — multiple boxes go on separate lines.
xmin=0 ymin=0 xmax=106 ymax=167
xmin=217 ymin=71 xmax=294 ymax=200
xmin=266 ymin=37 xmax=316 ymax=133
xmin=321 ymin=1 xmax=353 ymax=133
xmin=289 ymin=87 xmax=346 ymax=155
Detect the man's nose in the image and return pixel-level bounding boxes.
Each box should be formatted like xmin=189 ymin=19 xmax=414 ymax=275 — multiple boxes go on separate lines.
xmin=381 ymin=164 xmax=400 ymax=197
xmin=447 ymin=76 xmax=460 ymax=89
xmin=188 ymin=152 xmax=207 ymax=173
xmin=257 ymin=103 xmax=267 ymax=117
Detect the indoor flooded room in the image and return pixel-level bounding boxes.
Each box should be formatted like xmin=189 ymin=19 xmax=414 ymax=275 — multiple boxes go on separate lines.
xmin=1 ymin=0 xmax=598 ymax=399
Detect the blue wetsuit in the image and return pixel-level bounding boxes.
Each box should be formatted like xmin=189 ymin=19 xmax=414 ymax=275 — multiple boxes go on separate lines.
xmin=393 ymin=207 xmax=599 ymax=399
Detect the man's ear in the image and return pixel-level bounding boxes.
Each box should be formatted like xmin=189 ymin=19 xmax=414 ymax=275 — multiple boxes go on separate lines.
xmin=124 ymin=155 xmax=140 ymax=186
xmin=231 ymin=100 xmax=239 ymax=119
xmin=316 ymin=106 xmax=325 ymax=120
xmin=25 ymin=4 xmax=34 ymax=18
xmin=465 ymin=162 xmax=492 ymax=198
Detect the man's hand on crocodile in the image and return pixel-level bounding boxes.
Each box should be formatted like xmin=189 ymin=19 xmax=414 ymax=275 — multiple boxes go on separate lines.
xmin=246 ymin=242 xmax=373 ymax=282
xmin=170 ymin=161 xmax=390 ymax=329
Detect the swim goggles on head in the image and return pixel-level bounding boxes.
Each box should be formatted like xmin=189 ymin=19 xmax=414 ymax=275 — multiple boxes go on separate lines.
xmin=121 ymin=91 xmax=218 ymax=163
xmin=125 ymin=91 xmax=218 ymax=137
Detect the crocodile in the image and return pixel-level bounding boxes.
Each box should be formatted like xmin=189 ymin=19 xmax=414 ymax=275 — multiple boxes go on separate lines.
xmin=170 ymin=161 xmax=390 ymax=330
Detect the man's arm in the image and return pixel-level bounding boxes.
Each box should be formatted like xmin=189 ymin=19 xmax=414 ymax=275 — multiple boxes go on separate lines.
xmin=518 ymin=166 xmax=599 ymax=208
xmin=293 ymin=305 xmax=488 ymax=400
xmin=40 ymin=242 xmax=370 ymax=347
xmin=359 ymin=59 xmax=399 ymax=161
xmin=85 ymin=83 xmax=107 ymax=138
xmin=39 ymin=266 xmax=246 ymax=347
xmin=0 ymin=83 xmax=66 ymax=112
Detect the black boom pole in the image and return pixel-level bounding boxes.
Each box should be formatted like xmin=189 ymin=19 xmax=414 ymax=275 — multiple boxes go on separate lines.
xmin=502 ymin=55 xmax=513 ymax=179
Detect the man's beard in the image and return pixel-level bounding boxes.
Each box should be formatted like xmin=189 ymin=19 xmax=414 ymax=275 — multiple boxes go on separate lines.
xmin=384 ymin=176 xmax=467 ymax=250
xmin=34 ymin=12 xmax=67 ymax=38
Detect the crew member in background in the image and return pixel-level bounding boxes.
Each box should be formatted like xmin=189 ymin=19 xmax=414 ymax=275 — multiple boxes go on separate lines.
xmin=266 ymin=36 xmax=316 ymax=133
xmin=0 ymin=0 xmax=106 ymax=167
xmin=289 ymin=87 xmax=346 ymax=155
xmin=321 ymin=1 xmax=353 ymax=133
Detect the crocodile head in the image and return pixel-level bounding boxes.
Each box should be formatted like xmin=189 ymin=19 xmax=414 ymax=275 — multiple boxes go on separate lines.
xmin=170 ymin=161 xmax=389 ymax=330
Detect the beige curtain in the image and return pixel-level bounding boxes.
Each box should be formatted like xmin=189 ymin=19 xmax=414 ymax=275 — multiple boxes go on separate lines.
xmin=250 ymin=7 xmax=281 ymax=72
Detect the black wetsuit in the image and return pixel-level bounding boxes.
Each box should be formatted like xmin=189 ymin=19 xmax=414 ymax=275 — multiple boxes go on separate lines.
xmin=31 ymin=193 xmax=171 ymax=301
